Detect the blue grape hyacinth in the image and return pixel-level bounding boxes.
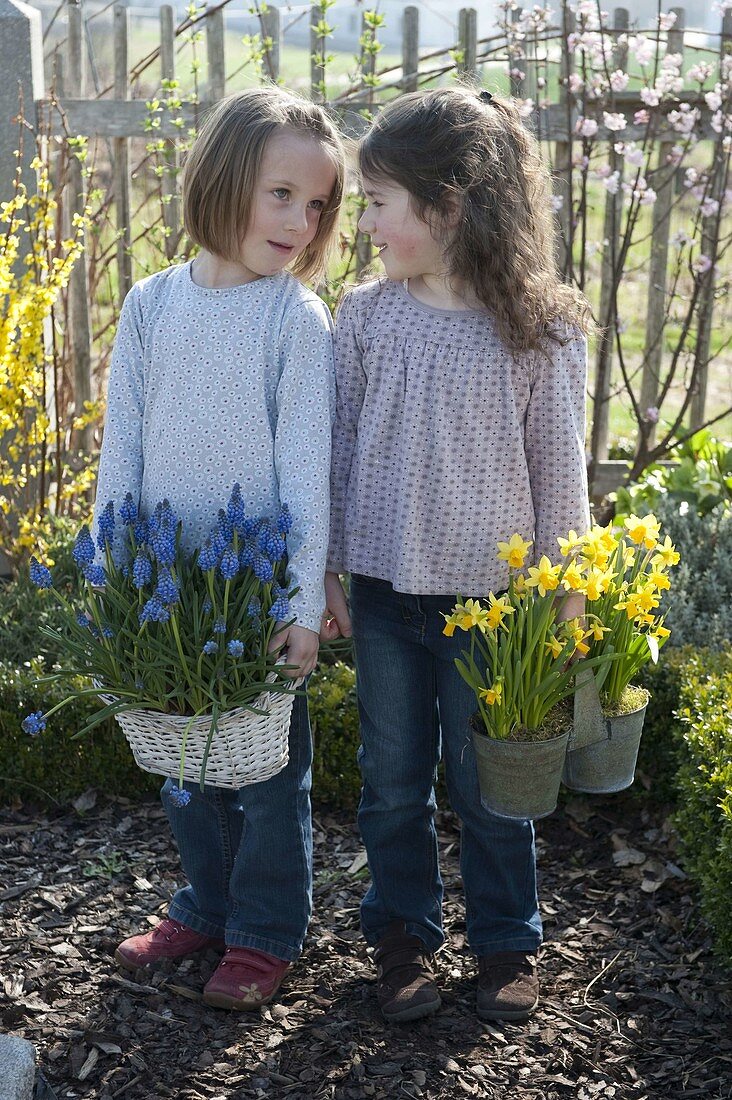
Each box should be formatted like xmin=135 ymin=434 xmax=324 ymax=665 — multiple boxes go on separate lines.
xmin=219 ymin=547 xmax=239 ymax=581
xmin=119 ymin=493 xmax=138 ymax=525
xmin=73 ymin=527 xmax=95 ymax=567
xmin=139 ymin=596 xmax=170 ymax=624
xmin=277 ymin=504 xmax=293 ymax=535
xmin=202 ymin=640 xmax=218 ymax=655
xmin=155 ymin=567 xmax=179 ymax=606
xmin=84 ymin=564 xmax=106 ymax=587
xmin=169 ymin=785 xmax=191 ymax=808
xmin=132 ymin=551 xmax=153 ymax=588
xmin=254 ymin=554 xmax=273 ymax=583
xmin=22 ymin=711 xmax=47 ymax=736
xmin=96 ymin=501 xmax=116 ymax=549
xmin=198 ymin=539 xmax=218 ymax=573
xmin=227 ymin=639 xmax=244 ymax=658
xmin=29 ymin=557 xmax=53 ymax=589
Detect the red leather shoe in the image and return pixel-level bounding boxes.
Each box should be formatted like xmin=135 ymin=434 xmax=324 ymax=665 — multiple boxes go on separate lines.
xmin=203 ymin=947 xmax=291 ymax=1010
xmin=115 ymin=917 xmax=225 ymax=971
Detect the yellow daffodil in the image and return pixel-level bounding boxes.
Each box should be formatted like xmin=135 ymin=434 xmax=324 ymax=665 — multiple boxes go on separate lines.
xmin=525 ymin=555 xmax=561 ymax=597
xmin=561 ymin=617 xmax=592 ymax=656
xmin=651 ymin=536 xmax=680 ymax=569
xmin=650 ymin=624 xmax=671 ymax=640
xmin=647 ymin=568 xmax=671 ymax=591
xmin=513 ymin=573 xmax=527 ymax=596
xmin=545 ymin=635 xmax=564 ymax=659
xmin=583 ymin=567 xmax=612 ymax=602
xmin=622 ymin=545 xmax=637 ymax=569
xmin=589 ymin=622 xmax=610 ymax=642
xmin=591 ymin=523 xmax=618 ymax=553
xmin=624 ymin=513 xmax=661 ymax=550
xmin=635 ymin=585 xmax=660 ymax=613
xmin=442 ymin=614 xmax=459 ymax=637
xmin=557 ymin=530 xmax=585 ymax=557
xmin=561 ymin=559 xmax=585 ymax=591
xmin=578 ymin=540 xmax=611 ymax=569
xmin=485 ymin=592 xmax=515 ymax=629
xmin=497 ymin=533 xmax=533 ymax=570
xmin=479 ymin=680 xmax=503 ymax=706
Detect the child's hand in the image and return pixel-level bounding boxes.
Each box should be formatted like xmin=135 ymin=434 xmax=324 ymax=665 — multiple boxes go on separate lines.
xmin=268 ymin=623 xmax=319 ymax=679
xmin=320 ymin=572 xmax=352 ymax=642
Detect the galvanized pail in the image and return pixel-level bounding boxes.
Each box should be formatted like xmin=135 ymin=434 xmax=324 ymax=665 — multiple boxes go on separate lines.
xmin=563 ymin=669 xmax=649 ymax=794
xmin=471 ymin=718 xmax=571 ymax=820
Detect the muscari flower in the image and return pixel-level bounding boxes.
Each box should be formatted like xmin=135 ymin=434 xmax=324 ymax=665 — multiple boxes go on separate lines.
xmin=219 ymin=547 xmax=239 ymax=581
xmin=139 ymin=596 xmax=170 ymax=624
xmin=151 ymin=521 xmax=176 ymax=567
xmin=22 ymin=711 xmax=46 ymax=736
xmin=84 ymin=564 xmax=107 ymax=587
xmin=254 ymin=554 xmax=273 ymax=584
xmin=277 ymin=504 xmax=293 ymax=535
xmin=227 ymin=639 xmax=244 ymax=657
xmin=226 ymin=483 xmax=246 ymax=531
xmin=202 ymin=596 xmax=213 ymax=614
xmin=202 ymin=640 xmax=219 ymax=655
xmin=102 ymin=625 xmax=114 ymax=639
xmin=76 ymin=611 xmax=91 ymax=629
xmin=29 ymin=557 xmax=53 ymax=589
xmin=119 ymin=493 xmax=138 ymax=525
xmin=198 ymin=539 xmax=219 ymax=573
xmin=133 ymin=518 xmax=148 ymax=545
xmin=239 ymin=543 xmax=255 ymax=569
xmin=247 ymin=597 xmax=261 ymax=619
xmin=96 ymin=501 xmax=116 ymax=549
xmin=155 ymin=567 xmax=179 ymax=606
xmin=132 ymin=551 xmax=153 ymax=588
xmin=269 ymin=596 xmax=291 ymax=621
xmin=169 ymin=785 xmax=191 ymax=808
xmin=73 ymin=527 xmax=95 ymax=567
xmin=213 ymin=617 xmax=226 ymax=634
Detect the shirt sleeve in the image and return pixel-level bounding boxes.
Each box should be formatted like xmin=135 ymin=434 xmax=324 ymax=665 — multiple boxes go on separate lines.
xmin=91 ymin=286 xmax=146 ymax=563
xmin=274 ymin=297 xmax=335 ymax=634
xmin=524 ymin=328 xmax=591 ymax=563
xmin=327 ymin=291 xmax=367 ymax=574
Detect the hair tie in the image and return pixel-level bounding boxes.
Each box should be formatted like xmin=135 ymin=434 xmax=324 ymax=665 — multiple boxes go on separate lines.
xmin=479 ymin=90 xmax=493 ymax=104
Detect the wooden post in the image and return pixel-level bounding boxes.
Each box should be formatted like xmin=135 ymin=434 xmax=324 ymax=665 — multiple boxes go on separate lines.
xmin=114 ymin=4 xmax=132 ymax=307
xmin=206 ymin=6 xmax=226 ymax=103
xmin=690 ymin=10 xmax=731 ymax=428
xmin=66 ymin=0 xmax=92 ymax=452
xmin=458 ymin=8 xmax=478 ymax=80
xmin=260 ymin=4 xmax=280 ymax=83
xmin=160 ymin=4 xmax=179 ymax=262
xmin=554 ymin=2 xmax=574 ymax=276
xmin=591 ymin=7 xmax=629 ymax=464
xmin=310 ymin=4 xmax=326 ymax=103
xmin=402 ymin=6 xmax=419 ymax=93
xmin=640 ymin=7 xmax=685 ymax=446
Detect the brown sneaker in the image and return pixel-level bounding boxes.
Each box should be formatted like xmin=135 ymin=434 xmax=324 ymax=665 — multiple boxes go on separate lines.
xmin=476 ymin=951 xmax=539 ymax=1021
xmin=115 ymin=918 xmax=225 ymax=971
xmin=373 ymin=921 xmax=441 ymax=1023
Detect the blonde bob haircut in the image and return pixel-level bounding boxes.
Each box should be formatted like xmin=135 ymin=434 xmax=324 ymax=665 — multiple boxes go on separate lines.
xmin=182 ymin=86 xmax=345 ymax=284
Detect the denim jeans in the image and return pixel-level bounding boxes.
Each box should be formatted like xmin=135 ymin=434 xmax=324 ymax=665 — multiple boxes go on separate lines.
xmin=350 ymin=575 xmax=542 ymax=957
xmin=161 ymin=690 xmax=313 ymax=961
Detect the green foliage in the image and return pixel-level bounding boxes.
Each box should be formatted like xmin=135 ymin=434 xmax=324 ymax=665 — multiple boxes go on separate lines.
xmin=309 ymin=660 xmax=361 ymax=810
xmin=636 ymin=647 xmax=689 ymax=802
xmin=673 ymin=648 xmax=732 ymax=964
xmin=613 ymin=431 xmax=732 ymax=522
xmin=648 ymin=497 xmax=732 ymax=650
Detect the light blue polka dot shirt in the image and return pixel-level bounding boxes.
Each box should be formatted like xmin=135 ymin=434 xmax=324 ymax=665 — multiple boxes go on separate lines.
xmin=93 ymin=261 xmax=335 ymax=633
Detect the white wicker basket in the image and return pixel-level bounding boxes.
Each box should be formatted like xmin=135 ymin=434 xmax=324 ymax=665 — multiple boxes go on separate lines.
xmin=105 ymin=675 xmax=296 ymax=789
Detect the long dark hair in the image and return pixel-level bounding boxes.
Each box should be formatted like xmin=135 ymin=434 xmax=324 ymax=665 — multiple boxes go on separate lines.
xmin=359 ymin=85 xmax=592 ymax=351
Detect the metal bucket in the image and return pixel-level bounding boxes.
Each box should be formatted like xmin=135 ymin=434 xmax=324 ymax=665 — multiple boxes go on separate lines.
xmin=562 ymin=669 xmax=649 ymax=794
xmin=471 ymin=718 xmax=571 ymax=821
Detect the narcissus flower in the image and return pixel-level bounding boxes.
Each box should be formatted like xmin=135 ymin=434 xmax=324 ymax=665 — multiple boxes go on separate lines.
xmin=525 ymin=556 xmax=561 ymax=597
xmin=485 ymin=593 xmax=515 ymax=629
xmin=479 ymin=680 xmax=503 ymax=705
xmin=545 ymin=634 xmax=564 ymax=659
xmin=624 ymin=513 xmax=661 ymax=549
xmin=442 ymin=598 xmax=491 ymax=636
xmin=651 ymin=536 xmax=680 ymax=569
xmin=583 ymin=567 xmax=613 ymax=601
xmin=557 ymin=530 xmax=585 ymax=556
xmin=561 ymin=559 xmax=585 ymax=591
xmin=497 ymin=533 xmax=532 ymax=569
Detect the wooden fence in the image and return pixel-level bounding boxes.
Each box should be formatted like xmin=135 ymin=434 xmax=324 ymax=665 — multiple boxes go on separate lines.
xmin=5 ymin=0 xmax=732 ymax=494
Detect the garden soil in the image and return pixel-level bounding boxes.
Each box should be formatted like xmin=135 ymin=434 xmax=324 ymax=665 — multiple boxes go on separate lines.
xmin=1 ymin=790 xmax=730 ymax=1100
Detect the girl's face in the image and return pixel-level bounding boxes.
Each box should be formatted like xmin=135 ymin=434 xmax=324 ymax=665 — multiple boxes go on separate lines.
xmin=237 ymin=129 xmax=338 ymax=279
xmin=358 ymin=175 xmax=446 ymax=282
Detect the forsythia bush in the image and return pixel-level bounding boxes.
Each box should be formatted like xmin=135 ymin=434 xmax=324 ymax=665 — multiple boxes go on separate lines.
xmin=0 ymin=158 xmax=94 ymax=567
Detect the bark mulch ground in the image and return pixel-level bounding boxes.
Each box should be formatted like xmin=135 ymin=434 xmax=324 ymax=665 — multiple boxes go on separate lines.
xmin=1 ymin=789 xmax=730 ymax=1100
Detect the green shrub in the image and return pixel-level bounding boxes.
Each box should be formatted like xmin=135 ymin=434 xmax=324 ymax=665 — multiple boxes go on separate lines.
xmin=673 ymin=648 xmax=732 ymax=964
xmin=613 ymin=430 xmax=732 ymax=520
xmin=309 ymin=660 xmax=361 ymax=810
xmin=635 ymin=647 xmax=689 ymax=802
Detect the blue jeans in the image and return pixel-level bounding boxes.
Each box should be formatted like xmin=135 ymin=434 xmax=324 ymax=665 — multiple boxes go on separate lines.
xmin=161 ymin=690 xmax=313 ymax=961
xmin=351 ymin=575 xmax=542 ymax=956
